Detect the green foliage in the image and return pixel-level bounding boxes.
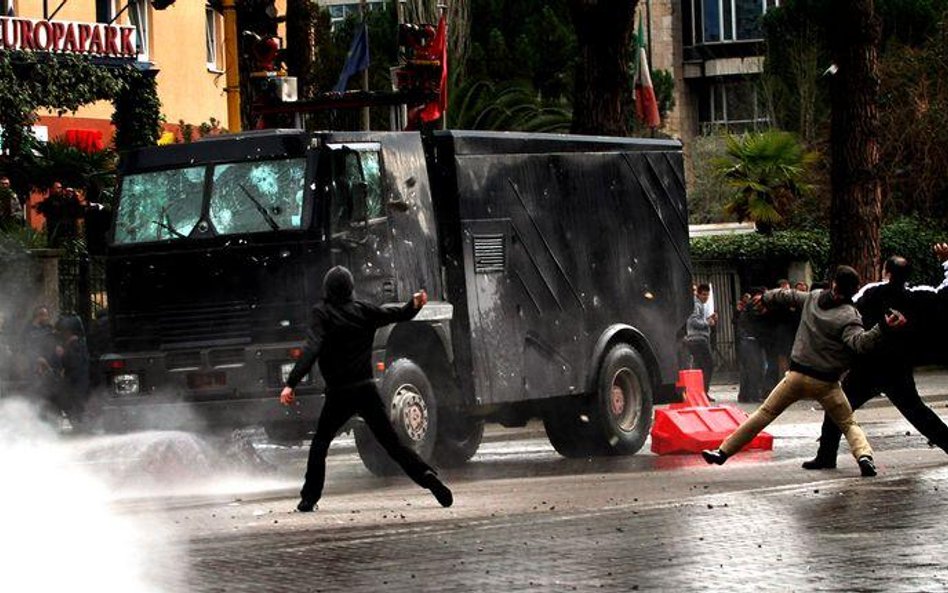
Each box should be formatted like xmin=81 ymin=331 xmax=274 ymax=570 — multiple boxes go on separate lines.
xmin=0 ymin=51 xmax=160 ymax=194
xmin=24 ymin=140 xmax=118 ymax=206
xmin=0 ymin=225 xmax=47 ymax=254
xmin=690 ymin=230 xmax=830 ymax=272
xmin=466 ymin=0 xmax=575 ymax=105
xmin=880 ymin=217 xmax=948 ymax=284
xmin=448 ymin=79 xmax=571 ymax=132
xmin=713 ymin=130 xmax=818 ymax=233
xmin=690 ymin=218 xmax=948 ymax=285
xmin=111 ymin=68 xmax=161 ymax=152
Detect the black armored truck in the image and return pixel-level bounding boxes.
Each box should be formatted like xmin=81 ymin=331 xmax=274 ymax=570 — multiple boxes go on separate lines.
xmin=101 ymin=129 xmax=693 ymax=471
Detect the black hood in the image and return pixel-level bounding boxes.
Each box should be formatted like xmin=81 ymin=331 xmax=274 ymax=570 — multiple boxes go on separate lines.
xmin=323 ymin=266 xmax=354 ymax=304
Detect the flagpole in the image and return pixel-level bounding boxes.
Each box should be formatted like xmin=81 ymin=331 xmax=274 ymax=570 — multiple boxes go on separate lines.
xmin=438 ymin=1 xmax=447 ymax=130
xmin=360 ymin=0 xmax=370 ymax=131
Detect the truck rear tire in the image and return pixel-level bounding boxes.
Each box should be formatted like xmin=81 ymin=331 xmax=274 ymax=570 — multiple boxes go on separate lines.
xmin=434 ymin=410 xmax=484 ymax=467
xmin=543 ymin=396 xmax=606 ymax=458
xmin=354 ymin=359 xmax=439 ymax=476
xmin=592 ymin=344 xmax=653 ymax=455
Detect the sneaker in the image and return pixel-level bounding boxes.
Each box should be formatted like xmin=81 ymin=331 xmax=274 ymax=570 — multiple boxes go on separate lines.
xmin=421 ymin=471 xmax=453 ymax=507
xmin=801 ymin=457 xmax=837 ymax=470
xmin=701 ymin=449 xmax=728 ymax=465
xmin=857 ymin=455 xmax=877 ymax=477
xmin=296 ymin=499 xmax=318 ymax=512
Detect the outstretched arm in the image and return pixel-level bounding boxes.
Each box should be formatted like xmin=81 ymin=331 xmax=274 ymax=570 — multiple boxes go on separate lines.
xmin=280 ymin=312 xmax=326 ymax=405
xmin=760 ymin=288 xmax=808 ymax=310
xmin=365 ymin=290 xmax=428 ymax=328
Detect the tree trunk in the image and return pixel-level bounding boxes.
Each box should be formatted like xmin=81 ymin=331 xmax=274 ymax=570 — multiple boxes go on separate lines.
xmin=569 ymin=0 xmax=638 ymax=136
xmin=828 ymin=0 xmax=882 ymax=282
xmin=285 ymin=0 xmax=318 ymax=101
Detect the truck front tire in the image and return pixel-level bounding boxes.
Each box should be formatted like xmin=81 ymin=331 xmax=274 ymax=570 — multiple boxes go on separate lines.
xmin=354 ymin=359 xmax=439 ymax=476
xmin=434 ymin=410 xmax=484 ymax=467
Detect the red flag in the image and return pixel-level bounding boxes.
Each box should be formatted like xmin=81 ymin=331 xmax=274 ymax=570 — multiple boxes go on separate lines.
xmin=419 ymin=15 xmax=447 ymax=123
xmin=634 ymin=20 xmax=660 ymax=129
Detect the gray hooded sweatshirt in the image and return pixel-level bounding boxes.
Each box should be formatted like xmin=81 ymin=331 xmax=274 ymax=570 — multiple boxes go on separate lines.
xmin=763 ymin=288 xmax=884 ymax=381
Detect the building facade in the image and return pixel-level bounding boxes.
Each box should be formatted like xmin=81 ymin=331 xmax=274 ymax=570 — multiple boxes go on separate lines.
xmin=640 ymin=0 xmax=774 ymax=147
xmin=3 ymin=0 xmax=230 ymax=144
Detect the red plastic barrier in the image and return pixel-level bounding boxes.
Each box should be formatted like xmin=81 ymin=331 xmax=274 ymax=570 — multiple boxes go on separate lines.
xmin=650 ymin=370 xmax=773 ymax=455
xmin=674 ymin=368 xmax=710 ymax=407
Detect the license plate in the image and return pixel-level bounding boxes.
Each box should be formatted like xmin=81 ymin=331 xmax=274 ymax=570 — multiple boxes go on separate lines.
xmin=187 ymin=371 xmax=227 ymax=390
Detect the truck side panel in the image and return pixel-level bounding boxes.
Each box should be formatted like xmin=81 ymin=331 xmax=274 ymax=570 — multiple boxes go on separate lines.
xmin=434 ymin=135 xmax=691 ymax=407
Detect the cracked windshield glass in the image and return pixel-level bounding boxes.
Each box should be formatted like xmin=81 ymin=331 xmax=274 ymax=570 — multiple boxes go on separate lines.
xmin=112 ymin=158 xmax=306 ymax=244
xmin=113 ymin=166 xmax=205 ymax=244
xmin=210 ymin=158 xmax=306 ymax=235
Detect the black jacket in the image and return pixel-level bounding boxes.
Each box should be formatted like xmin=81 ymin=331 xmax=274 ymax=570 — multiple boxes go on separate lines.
xmin=285 ymin=297 xmax=420 ymax=391
xmin=852 ymin=265 xmax=948 ymax=365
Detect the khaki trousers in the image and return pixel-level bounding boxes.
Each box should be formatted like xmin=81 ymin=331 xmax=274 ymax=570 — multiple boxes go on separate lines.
xmin=720 ymin=371 xmax=873 ymax=460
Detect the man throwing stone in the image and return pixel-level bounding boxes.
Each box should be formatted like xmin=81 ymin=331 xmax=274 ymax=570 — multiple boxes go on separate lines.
xmin=702 ymin=265 xmax=906 ymax=477
xmin=280 ymin=266 xmax=453 ymax=512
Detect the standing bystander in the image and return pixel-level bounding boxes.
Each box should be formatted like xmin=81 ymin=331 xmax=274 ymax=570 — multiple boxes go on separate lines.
xmin=684 ymin=283 xmax=717 ymax=395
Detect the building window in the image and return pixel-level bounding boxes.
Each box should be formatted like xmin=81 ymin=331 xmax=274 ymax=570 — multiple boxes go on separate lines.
xmin=700 ymin=79 xmax=770 ymax=133
xmin=96 ymin=0 xmax=111 ymax=22
xmin=688 ymin=0 xmax=776 ymax=45
xmin=128 ymin=0 xmax=150 ymax=61
xmin=206 ymin=7 xmax=222 ymax=70
xmin=324 ymin=1 xmax=386 ymax=31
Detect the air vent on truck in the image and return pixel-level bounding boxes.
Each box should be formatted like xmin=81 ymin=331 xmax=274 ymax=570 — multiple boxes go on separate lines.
xmin=473 ymin=234 xmax=506 ymax=273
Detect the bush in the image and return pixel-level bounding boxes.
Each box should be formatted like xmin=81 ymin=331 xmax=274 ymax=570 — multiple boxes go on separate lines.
xmin=881 ymin=217 xmax=948 ymax=284
xmin=690 ymin=229 xmax=829 ymax=270
xmin=690 ymin=217 xmax=948 ymax=285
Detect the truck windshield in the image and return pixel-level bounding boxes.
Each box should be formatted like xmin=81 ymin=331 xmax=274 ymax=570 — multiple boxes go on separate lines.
xmin=113 ymin=158 xmax=307 ymax=245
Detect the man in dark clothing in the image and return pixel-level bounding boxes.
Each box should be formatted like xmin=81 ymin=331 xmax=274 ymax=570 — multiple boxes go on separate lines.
xmin=735 ymin=287 xmax=767 ymax=403
xmin=54 ymin=315 xmax=91 ymax=429
xmin=280 ymin=266 xmax=453 ymax=512
xmin=803 ymin=248 xmax=948 ymax=469
xmin=36 ymin=182 xmax=83 ymax=247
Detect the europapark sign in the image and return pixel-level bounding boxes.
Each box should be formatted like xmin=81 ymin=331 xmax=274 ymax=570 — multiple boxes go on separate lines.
xmin=0 ymin=16 xmax=138 ymax=59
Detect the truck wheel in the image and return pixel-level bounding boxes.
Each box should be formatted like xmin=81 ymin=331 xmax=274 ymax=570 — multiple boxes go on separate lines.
xmin=355 ymin=359 xmax=439 ymax=476
xmin=543 ymin=396 xmax=606 ymax=458
xmin=434 ymin=410 xmax=484 ymax=467
xmin=592 ymin=344 xmax=653 ymax=455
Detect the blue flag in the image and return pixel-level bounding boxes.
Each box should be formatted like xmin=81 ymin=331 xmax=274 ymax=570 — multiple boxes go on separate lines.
xmin=333 ymin=23 xmax=370 ymax=93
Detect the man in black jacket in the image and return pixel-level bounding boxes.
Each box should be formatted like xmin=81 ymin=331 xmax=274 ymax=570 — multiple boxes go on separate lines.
xmin=803 ymin=246 xmax=948 ymax=469
xmin=280 ymin=266 xmax=453 ymax=512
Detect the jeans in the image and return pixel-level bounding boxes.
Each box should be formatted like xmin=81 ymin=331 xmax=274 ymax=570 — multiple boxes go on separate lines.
xmin=720 ymin=371 xmax=873 ymax=460
xmin=300 ymin=383 xmax=433 ymax=502
xmin=686 ymin=338 xmax=714 ymax=393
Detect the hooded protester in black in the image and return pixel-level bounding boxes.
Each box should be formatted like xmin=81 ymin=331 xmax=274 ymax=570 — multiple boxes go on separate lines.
xmin=281 ymin=266 xmax=453 ymax=512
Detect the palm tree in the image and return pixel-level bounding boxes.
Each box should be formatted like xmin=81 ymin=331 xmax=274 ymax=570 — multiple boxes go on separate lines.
xmin=448 ymin=79 xmax=572 ymax=133
xmin=714 ymin=130 xmax=818 ymax=234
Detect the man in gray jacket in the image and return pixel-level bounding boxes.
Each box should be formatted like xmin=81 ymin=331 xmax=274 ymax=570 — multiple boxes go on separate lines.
xmin=702 ymin=265 xmax=906 ymax=477
xmin=685 ymin=283 xmax=717 ymax=394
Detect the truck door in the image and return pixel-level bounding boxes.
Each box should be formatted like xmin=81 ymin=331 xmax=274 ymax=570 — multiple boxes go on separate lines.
xmin=325 ymin=143 xmax=398 ymax=304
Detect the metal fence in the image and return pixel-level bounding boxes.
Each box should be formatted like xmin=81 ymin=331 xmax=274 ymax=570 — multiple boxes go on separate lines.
xmin=58 ymin=254 xmax=107 ymax=324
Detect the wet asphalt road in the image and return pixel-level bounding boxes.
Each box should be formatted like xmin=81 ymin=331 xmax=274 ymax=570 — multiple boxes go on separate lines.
xmin=80 ymin=385 xmax=948 ymax=593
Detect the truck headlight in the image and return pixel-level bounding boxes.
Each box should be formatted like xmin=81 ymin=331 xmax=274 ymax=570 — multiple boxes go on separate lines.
xmin=113 ymin=373 xmax=141 ymax=396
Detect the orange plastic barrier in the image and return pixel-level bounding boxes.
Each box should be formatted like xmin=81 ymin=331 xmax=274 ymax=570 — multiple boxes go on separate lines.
xmin=650 ymin=370 xmax=773 ymax=455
